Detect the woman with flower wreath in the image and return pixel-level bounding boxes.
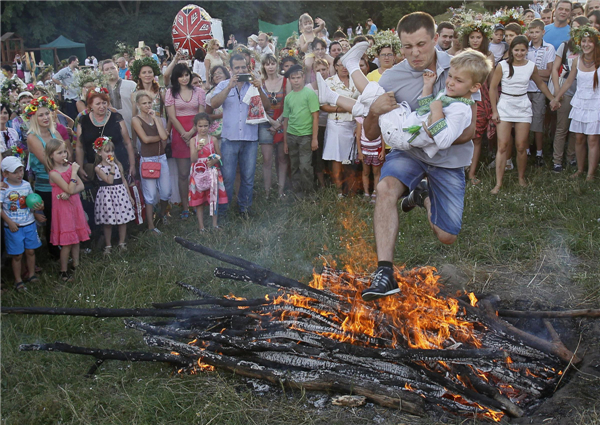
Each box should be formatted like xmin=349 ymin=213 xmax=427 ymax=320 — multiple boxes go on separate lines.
xmin=76 ymin=88 xmax=135 ymax=183
xmin=366 ymin=32 xmax=401 ymax=84
xmin=458 ymin=21 xmax=496 ymax=184
xmin=551 ymin=25 xmax=600 ymax=180
xmin=24 ymin=96 xmax=64 ymax=258
xmin=72 ymin=68 xmax=107 ymax=114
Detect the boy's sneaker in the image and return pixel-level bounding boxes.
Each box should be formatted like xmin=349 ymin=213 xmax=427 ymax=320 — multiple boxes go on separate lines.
xmin=553 ymin=164 xmax=563 ymax=173
xmin=536 ymin=156 xmax=545 ymax=167
xmin=401 ymin=180 xmax=428 ymax=213
xmin=361 ymin=266 xmax=399 ymax=301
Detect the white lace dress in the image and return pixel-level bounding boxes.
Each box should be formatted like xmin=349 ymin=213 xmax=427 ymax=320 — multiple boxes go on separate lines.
xmin=569 ymin=60 xmax=600 ymax=135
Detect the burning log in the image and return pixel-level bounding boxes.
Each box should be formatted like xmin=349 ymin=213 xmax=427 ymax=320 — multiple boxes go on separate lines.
xmin=8 ymin=239 xmax=575 ymax=423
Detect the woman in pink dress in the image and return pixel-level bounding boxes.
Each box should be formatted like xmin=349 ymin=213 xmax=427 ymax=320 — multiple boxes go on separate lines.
xmin=165 ymin=63 xmax=206 ymax=218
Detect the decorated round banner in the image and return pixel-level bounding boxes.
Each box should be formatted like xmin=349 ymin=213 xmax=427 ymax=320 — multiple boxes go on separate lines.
xmin=172 ymin=4 xmax=213 ymax=56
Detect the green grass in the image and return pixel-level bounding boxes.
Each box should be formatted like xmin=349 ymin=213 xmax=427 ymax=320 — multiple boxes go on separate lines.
xmin=2 ymin=153 xmax=600 ymax=424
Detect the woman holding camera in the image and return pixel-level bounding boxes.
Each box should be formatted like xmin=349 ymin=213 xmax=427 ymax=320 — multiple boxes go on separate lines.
xmin=165 ymin=63 xmax=206 ymax=219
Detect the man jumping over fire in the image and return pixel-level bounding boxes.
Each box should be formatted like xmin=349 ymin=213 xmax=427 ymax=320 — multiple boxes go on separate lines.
xmin=359 ymin=12 xmax=479 ymax=301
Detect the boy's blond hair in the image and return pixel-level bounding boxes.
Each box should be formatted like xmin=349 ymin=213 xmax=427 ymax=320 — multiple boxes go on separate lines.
xmin=449 ymin=49 xmax=493 ymax=85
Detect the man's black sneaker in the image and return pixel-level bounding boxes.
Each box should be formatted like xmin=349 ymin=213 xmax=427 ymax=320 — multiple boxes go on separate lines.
xmin=361 ymin=266 xmax=399 ymax=301
xmin=553 ymin=164 xmax=563 ymax=172
xmin=401 ymin=180 xmax=428 ymax=213
xmin=570 ymin=159 xmax=577 ymax=167
xmin=536 ymin=156 xmax=545 ymax=167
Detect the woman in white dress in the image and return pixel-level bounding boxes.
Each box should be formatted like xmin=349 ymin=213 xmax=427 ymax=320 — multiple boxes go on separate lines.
xmin=321 ymin=55 xmax=358 ymax=196
xmin=490 ymin=36 xmax=555 ymax=193
xmin=551 ymin=25 xmax=600 ymax=181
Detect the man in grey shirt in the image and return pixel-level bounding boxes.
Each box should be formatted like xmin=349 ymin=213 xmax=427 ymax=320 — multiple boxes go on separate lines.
xmin=52 ymin=55 xmax=80 ymax=120
xmin=361 ymin=12 xmax=478 ymax=301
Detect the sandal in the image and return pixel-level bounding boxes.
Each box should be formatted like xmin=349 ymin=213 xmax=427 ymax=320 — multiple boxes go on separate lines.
xmin=180 ymin=210 xmax=190 ymax=219
xmin=25 ymin=275 xmax=40 ymax=284
xmin=103 ymin=246 xmax=112 ymax=256
xmin=469 ymin=178 xmax=481 ymax=185
xmin=14 ymin=281 xmax=27 ymax=293
xmin=59 ymin=271 xmax=73 ymax=283
xmin=118 ymin=243 xmax=127 ymax=251
xmin=151 ymin=228 xmax=162 ymax=235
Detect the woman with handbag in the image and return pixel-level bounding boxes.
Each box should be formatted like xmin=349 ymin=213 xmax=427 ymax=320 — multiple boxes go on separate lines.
xmin=132 ymin=91 xmax=171 ymax=234
xmin=259 ymin=54 xmax=289 ymax=199
xmin=76 ymin=88 xmax=135 ymax=182
xmin=165 ymin=63 xmax=206 ymax=219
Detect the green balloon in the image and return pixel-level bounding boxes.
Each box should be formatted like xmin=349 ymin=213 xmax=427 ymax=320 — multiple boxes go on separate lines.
xmin=26 ymin=193 xmax=42 ymax=209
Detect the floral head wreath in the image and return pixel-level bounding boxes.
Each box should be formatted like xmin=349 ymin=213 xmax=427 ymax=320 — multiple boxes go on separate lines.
xmin=10 ymin=145 xmax=26 ymax=162
xmin=0 ymin=77 xmax=27 ymax=107
xmin=367 ymin=30 xmax=402 ymax=59
xmin=457 ymin=20 xmax=494 ymax=40
xmin=72 ymin=68 xmax=107 ymax=96
xmin=279 ymin=47 xmax=300 ymax=62
xmin=571 ymin=24 xmax=600 ymax=53
xmin=93 ymin=136 xmax=111 ymax=153
xmin=496 ymin=8 xmax=526 ymax=27
xmin=130 ymin=57 xmax=161 ymax=82
xmin=22 ymin=96 xmax=57 ymax=121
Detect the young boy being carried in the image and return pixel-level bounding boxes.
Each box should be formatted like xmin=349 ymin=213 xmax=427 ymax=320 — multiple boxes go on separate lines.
xmin=282 ymin=65 xmax=320 ymax=197
xmin=316 ymin=42 xmax=492 ymax=162
xmin=1 ymin=156 xmax=45 ymax=292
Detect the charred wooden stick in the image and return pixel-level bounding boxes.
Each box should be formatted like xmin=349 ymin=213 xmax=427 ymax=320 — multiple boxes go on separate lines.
xmin=152 ymin=297 xmax=270 ymax=309
xmin=146 ymin=335 xmax=425 ymax=415
xmin=175 ymin=281 xmax=215 ymax=298
xmin=19 ymin=342 xmax=194 ymax=367
xmin=1 ymin=306 xmax=250 ymax=319
xmin=498 ymin=309 xmax=600 ymax=319
xmin=478 ymin=300 xmax=581 ymax=364
xmin=174 ymin=237 xmax=337 ymax=301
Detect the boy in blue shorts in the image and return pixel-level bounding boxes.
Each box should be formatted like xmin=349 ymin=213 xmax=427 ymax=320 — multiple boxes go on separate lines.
xmin=1 ymin=156 xmax=45 ymax=292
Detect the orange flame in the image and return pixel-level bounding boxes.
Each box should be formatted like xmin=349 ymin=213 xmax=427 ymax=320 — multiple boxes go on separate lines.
xmin=468 ymin=292 xmax=478 ymax=307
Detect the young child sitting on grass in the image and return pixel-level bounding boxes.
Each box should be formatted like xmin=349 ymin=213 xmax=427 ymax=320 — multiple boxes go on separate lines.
xmin=316 ymin=42 xmax=492 ymax=158
xmin=1 ymin=156 xmax=45 ymax=292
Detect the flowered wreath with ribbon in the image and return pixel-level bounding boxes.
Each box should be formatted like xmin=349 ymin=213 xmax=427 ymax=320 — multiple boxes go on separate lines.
xmin=22 ymin=96 xmax=57 ymax=120
xmin=496 ymin=8 xmax=526 ymax=27
xmin=571 ymin=24 xmax=600 ymax=53
xmin=93 ymin=136 xmax=111 ymax=153
xmin=72 ymin=68 xmax=108 ymax=96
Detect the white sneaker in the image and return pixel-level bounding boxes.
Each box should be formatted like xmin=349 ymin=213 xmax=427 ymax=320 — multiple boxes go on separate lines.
xmin=316 ymin=73 xmax=338 ymax=105
xmin=341 ymin=41 xmax=369 ymax=71
xmin=505 ymin=159 xmax=514 ymax=171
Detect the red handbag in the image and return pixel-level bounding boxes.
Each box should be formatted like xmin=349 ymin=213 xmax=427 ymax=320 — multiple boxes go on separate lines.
xmin=141 ymin=161 xmax=161 ymax=179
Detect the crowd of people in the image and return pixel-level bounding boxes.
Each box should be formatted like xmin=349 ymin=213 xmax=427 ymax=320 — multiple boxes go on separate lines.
xmin=1 ymin=0 xmax=599 ymax=296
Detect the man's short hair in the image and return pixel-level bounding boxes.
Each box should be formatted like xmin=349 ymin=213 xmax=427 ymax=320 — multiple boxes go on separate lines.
xmin=229 ymin=53 xmax=247 ymax=68
xmin=450 ymin=49 xmax=493 ymax=85
xmin=528 ymin=18 xmax=546 ymax=30
xmin=68 ymin=55 xmax=78 ymax=64
xmin=504 ymin=23 xmax=523 ymax=34
xmin=101 ymin=59 xmax=115 ymax=70
xmin=437 ymin=21 xmax=455 ymax=34
xmin=397 ymin=12 xmax=436 ymax=39
xmin=542 ymin=8 xmax=554 ymax=14
xmin=2 ymin=65 xmax=13 ymax=73
xmin=556 ymin=0 xmax=573 ymax=10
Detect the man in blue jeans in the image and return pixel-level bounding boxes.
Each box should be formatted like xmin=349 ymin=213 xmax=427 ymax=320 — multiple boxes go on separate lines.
xmin=210 ymin=54 xmax=271 ymax=218
xmin=361 ymin=12 xmax=478 ymax=301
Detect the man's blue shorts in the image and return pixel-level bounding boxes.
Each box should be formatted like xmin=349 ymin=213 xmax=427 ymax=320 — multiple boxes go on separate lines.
xmin=380 ymin=150 xmax=466 ymax=236
xmin=4 ymin=222 xmax=42 ymax=255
